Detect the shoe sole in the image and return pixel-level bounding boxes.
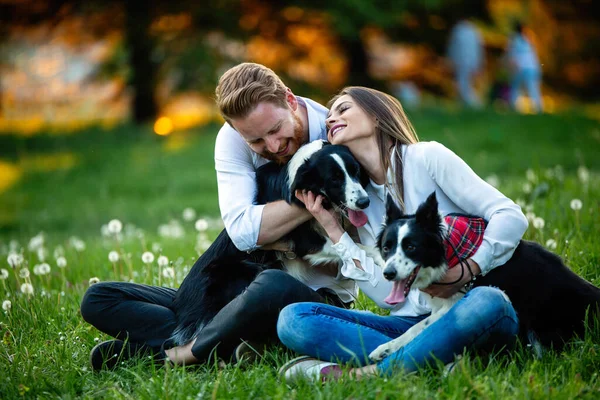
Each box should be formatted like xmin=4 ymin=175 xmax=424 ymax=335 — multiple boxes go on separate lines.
xmin=277 ymin=355 xmax=313 ymax=380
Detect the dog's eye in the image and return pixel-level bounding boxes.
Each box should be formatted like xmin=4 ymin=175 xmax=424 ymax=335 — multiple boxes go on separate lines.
xmin=405 ymin=245 xmax=415 ymax=252
xmin=382 ymin=246 xmax=389 ymax=253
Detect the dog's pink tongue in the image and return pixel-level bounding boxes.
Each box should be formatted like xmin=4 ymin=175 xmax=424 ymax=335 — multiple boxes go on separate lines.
xmin=348 ymin=209 xmax=368 ymax=227
xmin=384 ymin=280 xmax=407 ymax=305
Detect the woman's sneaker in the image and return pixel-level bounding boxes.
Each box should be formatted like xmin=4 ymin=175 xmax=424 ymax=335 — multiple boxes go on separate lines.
xmin=278 ymin=356 xmax=342 ymax=384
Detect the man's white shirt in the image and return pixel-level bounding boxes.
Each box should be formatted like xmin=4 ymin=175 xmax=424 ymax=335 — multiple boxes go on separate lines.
xmin=214 ymin=96 xmax=357 ymax=303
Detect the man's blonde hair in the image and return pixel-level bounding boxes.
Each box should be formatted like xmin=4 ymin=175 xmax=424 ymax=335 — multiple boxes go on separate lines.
xmin=215 ymin=63 xmax=288 ymax=123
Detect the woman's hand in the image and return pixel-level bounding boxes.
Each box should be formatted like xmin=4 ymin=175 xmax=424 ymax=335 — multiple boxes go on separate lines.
xmin=422 ymin=259 xmax=481 ymax=298
xmin=295 ymin=190 xmax=345 ymax=243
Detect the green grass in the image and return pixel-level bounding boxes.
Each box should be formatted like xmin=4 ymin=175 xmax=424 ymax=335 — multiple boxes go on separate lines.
xmin=1 ymin=109 xmax=599 ymax=399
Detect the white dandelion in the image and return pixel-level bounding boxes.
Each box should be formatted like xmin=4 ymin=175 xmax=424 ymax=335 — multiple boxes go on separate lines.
xmin=522 ymin=182 xmax=532 ymax=194
xmin=162 ymin=267 xmax=175 ymax=279
xmin=141 ymin=252 xmax=154 ymax=264
xmin=526 ymin=169 xmax=537 ymax=182
xmin=183 ymin=208 xmax=197 ymax=222
xmin=56 ymin=256 xmax=67 ymax=268
xmin=485 ymin=175 xmax=500 ymax=188
xmin=108 ymin=251 xmax=120 ymax=263
xmin=53 ymin=246 xmax=65 ymax=259
xmin=101 ymin=224 xmax=111 ymax=238
xmin=525 ymin=211 xmax=536 ymax=222
xmin=533 ymin=217 xmax=545 ymax=230
xmin=545 ymin=239 xmax=557 ymax=250
xmin=157 ymin=255 xmax=169 ymax=267
xmin=37 ymin=247 xmax=48 ymax=262
xmin=577 ymin=166 xmax=589 ymax=183
xmin=38 ymin=263 xmax=51 ymax=275
xmin=89 ymin=277 xmax=100 ymax=285
xmin=108 ymin=219 xmax=123 ymax=234
xmin=20 ymin=283 xmax=34 ymax=295
xmin=570 ymin=199 xmax=583 ymax=211
xmin=19 ymin=268 xmax=30 ymax=279
xmin=28 ymin=233 xmax=44 ymax=251
xmin=0 ymin=269 xmax=8 ymax=280
xmin=195 ymin=218 xmax=209 ymax=232
xmin=2 ymin=300 xmax=11 ymax=311
xmin=69 ymin=236 xmax=86 ymax=252
xmin=7 ymin=253 xmax=23 ymax=269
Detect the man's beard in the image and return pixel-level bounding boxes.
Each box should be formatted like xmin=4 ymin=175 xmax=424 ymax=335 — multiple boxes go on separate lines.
xmin=262 ymin=113 xmax=305 ymax=165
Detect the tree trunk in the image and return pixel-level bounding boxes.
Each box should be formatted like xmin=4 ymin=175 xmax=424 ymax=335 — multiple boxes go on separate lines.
xmin=339 ymin=35 xmax=384 ymax=90
xmin=124 ymin=2 xmax=158 ymax=124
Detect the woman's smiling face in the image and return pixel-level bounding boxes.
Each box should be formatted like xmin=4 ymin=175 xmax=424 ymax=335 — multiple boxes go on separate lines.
xmin=326 ymin=94 xmax=377 ymax=145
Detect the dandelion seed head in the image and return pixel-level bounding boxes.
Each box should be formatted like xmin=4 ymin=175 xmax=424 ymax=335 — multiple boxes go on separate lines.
xmin=485 ymin=175 xmax=500 ymax=188
xmin=157 ymin=255 xmax=169 ymax=267
xmin=53 ymin=246 xmax=64 ymax=259
xmin=577 ymin=166 xmax=589 ymax=183
xmin=89 ymin=277 xmax=100 ymax=286
xmin=182 ymin=208 xmax=196 ymax=222
xmin=9 ymin=240 xmax=19 ymax=252
xmin=152 ymin=243 xmax=162 ymax=253
xmin=2 ymin=300 xmax=11 ymax=311
xmin=522 ymin=182 xmax=532 ymax=193
xmin=69 ymin=237 xmax=86 ymax=252
xmin=36 ymin=247 xmax=48 ymax=262
xmin=56 ymin=257 xmax=67 ymax=268
xmin=526 ymin=169 xmax=537 ymax=182
xmin=108 ymin=219 xmax=123 ymax=234
xmin=162 ymin=267 xmax=175 ymax=279
xmin=7 ymin=253 xmax=24 ymax=268
xmin=28 ymin=233 xmax=44 ymax=251
xmin=20 ymin=283 xmax=34 ymax=295
xmin=195 ymin=219 xmax=209 ymax=232
xmin=101 ymin=224 xmax=110 ymax=238
xmin=533 ymin=217 xmax=545 ymax=230
xmin=141 ymin=252 xmax=154 ymax=264
xmin=0 ymin=269 xmax=8 ymax=280
xmin=570 ymin=199 xmax=582 ymax=211
xmin=38 ymin=263 xmax=51 ymax=275
xmin=19 ymin=268 xmax=30 ymax=279
xmin=525 ymin=212 xmax=536 ymax=222
xmin=108 ymin=251 xmax=120 ymax=263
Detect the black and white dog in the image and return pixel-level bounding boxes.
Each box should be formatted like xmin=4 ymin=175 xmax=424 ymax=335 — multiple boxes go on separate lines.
xmin=170 ymin=140 xmax=373 ymax=345
xmin=369 ymin=192 xmax=600 ymax=361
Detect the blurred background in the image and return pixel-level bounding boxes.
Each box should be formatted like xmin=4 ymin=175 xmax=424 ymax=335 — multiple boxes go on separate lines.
xmin=0 ymin=0 xmax=598 ymax=237
xmin=1 ymin=0 xmax=598 ymax=135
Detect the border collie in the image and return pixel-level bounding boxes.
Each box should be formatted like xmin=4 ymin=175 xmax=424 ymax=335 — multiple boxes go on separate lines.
xmin=170 ymin=141 xmax=373 ymax=345
xmin=369 ymin=192 xmax=600 ymax=361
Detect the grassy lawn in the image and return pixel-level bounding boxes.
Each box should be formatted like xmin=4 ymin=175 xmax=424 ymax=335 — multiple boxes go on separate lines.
xmin=0 ymin=109 xmax=599 ymax=398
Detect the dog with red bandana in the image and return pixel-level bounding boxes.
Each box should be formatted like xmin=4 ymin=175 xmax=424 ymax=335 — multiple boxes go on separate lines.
xmin=370 ymin=192 xmax=600 ymax=361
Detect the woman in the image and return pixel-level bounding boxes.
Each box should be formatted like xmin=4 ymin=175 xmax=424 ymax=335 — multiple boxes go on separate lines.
xmin=277 ymin=87 xmax=528 ymax=381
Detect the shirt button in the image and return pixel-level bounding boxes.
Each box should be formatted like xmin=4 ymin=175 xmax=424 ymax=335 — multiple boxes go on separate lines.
xmin=337 ymin=244 xmax=346 ymax=251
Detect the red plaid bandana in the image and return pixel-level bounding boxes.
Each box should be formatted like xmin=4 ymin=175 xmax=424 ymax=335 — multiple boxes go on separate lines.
xmin=443 ymin=215 xmax=486 ymax=268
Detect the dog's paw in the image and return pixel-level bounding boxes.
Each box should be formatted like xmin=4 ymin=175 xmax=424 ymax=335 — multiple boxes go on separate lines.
xmin=369 ymin=344 xmax=392 ymax=361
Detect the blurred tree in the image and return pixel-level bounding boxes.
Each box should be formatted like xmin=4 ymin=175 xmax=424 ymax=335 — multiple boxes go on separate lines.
xmin=123 ymin=2 xmax=158 ymax=123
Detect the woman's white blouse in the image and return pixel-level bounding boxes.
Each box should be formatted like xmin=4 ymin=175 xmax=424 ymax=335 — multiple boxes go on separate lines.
xmin=333 ymin=141 xmax=529 ymax=317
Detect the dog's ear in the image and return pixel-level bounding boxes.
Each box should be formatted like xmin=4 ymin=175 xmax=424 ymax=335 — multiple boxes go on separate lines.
xmin=415 ymin=192 xmax=441 ymax=229
xmin=385 ymin=194 xmax=404 ymax=223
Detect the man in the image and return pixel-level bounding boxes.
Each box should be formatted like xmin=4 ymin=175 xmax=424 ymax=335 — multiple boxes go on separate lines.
xmin=80 ymin=63 xmax=356 ymax=370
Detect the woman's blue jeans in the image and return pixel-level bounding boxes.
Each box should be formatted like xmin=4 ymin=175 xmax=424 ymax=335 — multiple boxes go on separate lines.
xmin=277 ymin=286 xmax=519 ymax=375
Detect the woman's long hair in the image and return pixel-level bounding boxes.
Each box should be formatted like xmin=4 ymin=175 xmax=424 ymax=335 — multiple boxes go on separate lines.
xmin=327 ymin=87 xmax=419 ymax=211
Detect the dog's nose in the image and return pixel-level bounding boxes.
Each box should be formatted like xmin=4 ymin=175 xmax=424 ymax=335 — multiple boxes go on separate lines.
xmin=383 ymin=268 xmax=396 ymax=280
xmin=356 ymin=197 xmax=370 ymax=209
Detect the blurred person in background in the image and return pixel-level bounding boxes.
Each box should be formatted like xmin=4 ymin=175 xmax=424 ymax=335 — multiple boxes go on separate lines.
xmin=447 ymin=19 xmax=484 ymax=108
xmin=506 ymin=22 xmax=543 ymax=113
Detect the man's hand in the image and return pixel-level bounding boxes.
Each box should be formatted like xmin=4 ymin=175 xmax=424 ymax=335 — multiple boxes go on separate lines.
xmin=422 ymin=259 xmax=481 ymax=298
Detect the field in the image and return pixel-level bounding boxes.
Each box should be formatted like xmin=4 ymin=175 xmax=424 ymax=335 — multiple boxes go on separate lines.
xmin=1 ymin=109 xmax=599 ymax=399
